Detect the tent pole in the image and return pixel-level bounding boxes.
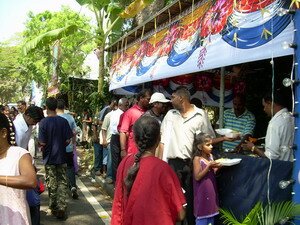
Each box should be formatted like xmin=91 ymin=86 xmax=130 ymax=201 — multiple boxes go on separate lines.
xmin=293 ymin=9 xmax=300 ymax=219
xmin=219 ymin=67 xmax=225 ymax=128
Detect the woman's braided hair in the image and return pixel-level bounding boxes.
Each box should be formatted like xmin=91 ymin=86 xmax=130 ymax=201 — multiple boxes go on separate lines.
xmin=124 ymin=116 xmax=160 ymax=195
xmin=0 ymin=113 xmax=16 ymax=145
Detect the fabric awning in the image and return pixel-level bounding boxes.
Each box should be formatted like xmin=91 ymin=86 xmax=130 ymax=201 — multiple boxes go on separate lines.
xmin=109 ymin=0 xmax=294 ymax=91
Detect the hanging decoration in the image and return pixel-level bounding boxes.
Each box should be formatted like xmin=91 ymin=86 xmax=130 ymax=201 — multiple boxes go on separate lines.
xmin=109 ymin=0 xmax=294 ymax=91
xmin=194 ymin=73 xmax=213 ymax=92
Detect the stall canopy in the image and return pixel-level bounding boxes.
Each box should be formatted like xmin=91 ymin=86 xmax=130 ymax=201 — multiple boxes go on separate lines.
xmin=108 ymin=0 xmax=294 ymax=91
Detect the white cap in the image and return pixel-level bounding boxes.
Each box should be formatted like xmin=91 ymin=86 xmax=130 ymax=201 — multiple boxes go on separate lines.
xmin=149 ymin=92 xmax=170 ymax=104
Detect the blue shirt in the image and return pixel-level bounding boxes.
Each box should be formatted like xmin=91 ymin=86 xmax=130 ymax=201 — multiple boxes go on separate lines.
xmin=58 ymin=113 xmax=77 ymax=153
xmin=38 ymin=116 xmax=73 ymax=165
xmin=99 ymin=106 xmax=111 ymax=121
xmin=223 ymin=108 xmax=256 ymax=150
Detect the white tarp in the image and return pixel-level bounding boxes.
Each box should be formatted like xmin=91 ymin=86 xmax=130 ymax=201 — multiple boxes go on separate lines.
xmin=109 ymin=0 xmax=294 ymax=91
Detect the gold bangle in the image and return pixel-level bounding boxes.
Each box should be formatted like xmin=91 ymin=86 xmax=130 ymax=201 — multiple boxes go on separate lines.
xmin=251 ymin=146 xmax=255 ymax=153
xmin=5 ymin=176 xmax=7 ymax=186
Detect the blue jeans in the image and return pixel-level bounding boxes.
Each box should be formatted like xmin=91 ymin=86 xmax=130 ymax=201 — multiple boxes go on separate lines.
xmin=102 ymin=146 xmax=108 ymax=165
xmin=106 ymin=144 xmax=112 ymax=179
xmin=196 ymin=217 xmax=214 ymax=225
xmin=93 ymin=142 xmax=103 ymax=172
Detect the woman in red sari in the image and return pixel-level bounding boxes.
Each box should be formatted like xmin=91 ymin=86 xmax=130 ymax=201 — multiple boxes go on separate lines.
xmin=111 ymin=116 xmax=186 ymax=225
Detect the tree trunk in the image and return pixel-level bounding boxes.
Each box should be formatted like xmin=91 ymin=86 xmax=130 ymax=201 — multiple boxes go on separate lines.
xmin=98 ymin=46 xmax=105 ymax=95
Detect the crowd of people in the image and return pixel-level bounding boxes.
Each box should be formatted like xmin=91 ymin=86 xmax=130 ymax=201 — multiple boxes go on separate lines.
xmin=0 ymin=98 xmax=79 ymax=224
xmin=0 ymin=85 xmax=295 ymax=225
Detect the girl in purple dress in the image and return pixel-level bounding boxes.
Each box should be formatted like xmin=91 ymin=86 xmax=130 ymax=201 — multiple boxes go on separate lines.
xmin=192 ymin=133 xmax=222 ymax=225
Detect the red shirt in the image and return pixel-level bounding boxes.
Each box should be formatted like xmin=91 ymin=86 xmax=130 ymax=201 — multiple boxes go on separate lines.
xmin=118 ymin=104 xmax=146 ymax=154
xmin=111 ymin=155 xmax=186 ymax=225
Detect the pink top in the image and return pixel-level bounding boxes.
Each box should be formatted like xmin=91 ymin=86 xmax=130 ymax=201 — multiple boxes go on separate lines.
xmin=118 ymin=104 xmax=146 ymax=154
xmin=0 ymin=146 xmax=31 ymax=225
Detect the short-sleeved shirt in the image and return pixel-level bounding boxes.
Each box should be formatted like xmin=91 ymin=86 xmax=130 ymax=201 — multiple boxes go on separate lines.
xmin=101 ymin=112 xmax=112 ymax=143
xmin=58 ymin=113 xmax=77 ymax=153
xmin=265 ymin=108 xmax=294 ymax=161
xmin=110 ymin=108 xmax=124 ymax=135
xmin=161 ymin=105 xmax=215 ymax=161
xmin=143 ymin=109 xmax=163 ymax=124
xmin=118 ymin=104 xmax=146 ymax=154
xmin=38 ymin=116 xmax=73 ymax=165
xmin=13 ymin=114 xmax=33 ymax=150
xmin=99 ymin=106 xmax=111 ymax=122
xmin=222 ymin=108 xmax=256 ymax=150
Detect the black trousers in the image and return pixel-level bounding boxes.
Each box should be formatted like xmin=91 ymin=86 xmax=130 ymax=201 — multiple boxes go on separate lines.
xmin=30 ymin=205 xmax=40 ymax=225
xmin=111 ymin=134 xmax=121 ymax=182
xmin=168 ymin=158 xmax=195 ymax=225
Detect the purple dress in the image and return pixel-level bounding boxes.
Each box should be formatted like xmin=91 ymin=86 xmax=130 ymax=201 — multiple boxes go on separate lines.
xmin=193 ymin=157 xmax=219 ymax=219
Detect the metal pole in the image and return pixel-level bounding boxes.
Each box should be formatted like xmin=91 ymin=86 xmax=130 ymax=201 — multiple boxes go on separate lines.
xmin=293 ymin=9 xmax=300 ymax=223
xmin=219 ymin=67 xmax=225 ymax=128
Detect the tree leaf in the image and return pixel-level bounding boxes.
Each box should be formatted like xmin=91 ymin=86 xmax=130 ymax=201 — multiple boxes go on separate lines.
xmin=22 ymin=24 xmax=79 ymax=55
xmin=75 ymin=0 xmax=110 ymax=10
xmin=107 ymin=2 xmax=123 ymax=15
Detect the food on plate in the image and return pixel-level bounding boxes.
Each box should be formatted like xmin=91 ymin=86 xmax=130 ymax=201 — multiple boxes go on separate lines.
xmin=215 ymin=158 xmax=242 ymax=166
xmin=225 ymin=131 xmax=241 ymax=138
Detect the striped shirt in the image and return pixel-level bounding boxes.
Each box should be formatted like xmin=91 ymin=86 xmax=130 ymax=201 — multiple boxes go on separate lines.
xmin=222 ymin=108 xmax=255 ymax=150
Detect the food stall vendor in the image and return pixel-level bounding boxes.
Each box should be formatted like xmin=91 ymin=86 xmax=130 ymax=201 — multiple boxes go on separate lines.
xmin=242 ymin=89 xmax=294 ymax=162
xmin=222 ymin=94 xmax=256 ymax=151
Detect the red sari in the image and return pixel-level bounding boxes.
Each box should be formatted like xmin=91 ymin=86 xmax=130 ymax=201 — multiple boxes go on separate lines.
xmin=111 ymin=155 xmax=186 ymax=225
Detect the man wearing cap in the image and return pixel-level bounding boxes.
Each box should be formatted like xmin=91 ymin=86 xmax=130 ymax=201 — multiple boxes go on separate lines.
xmin=143 ymin=92 xmax=170 ymax=123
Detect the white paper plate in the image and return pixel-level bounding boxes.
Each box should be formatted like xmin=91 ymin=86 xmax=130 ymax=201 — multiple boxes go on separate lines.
xmin=215 ymin=128 xmax=233 ymax=135
xmin=216 ymin=158 xmax=242 ymax=166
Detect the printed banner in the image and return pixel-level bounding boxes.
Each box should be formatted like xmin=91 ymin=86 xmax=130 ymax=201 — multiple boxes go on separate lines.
xmin=48 ymin=40 xmax=60 ymax=96
xmin=109 ymin=0 xmax=294 ymax=91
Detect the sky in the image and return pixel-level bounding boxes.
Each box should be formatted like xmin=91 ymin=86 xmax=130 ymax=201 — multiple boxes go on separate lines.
xmin=0 ymin=0 xmax=94 ymax=42
xmin=0 ymin=0 xmax=98 ymax=79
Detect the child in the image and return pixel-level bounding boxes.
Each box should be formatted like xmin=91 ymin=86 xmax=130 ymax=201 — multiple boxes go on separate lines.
xmin=192 ymin=133 xmax=221 ymax=225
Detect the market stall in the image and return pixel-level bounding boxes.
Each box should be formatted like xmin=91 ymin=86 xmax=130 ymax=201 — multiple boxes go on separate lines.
xmin=108 ymin=0 xmax=299 ymax=221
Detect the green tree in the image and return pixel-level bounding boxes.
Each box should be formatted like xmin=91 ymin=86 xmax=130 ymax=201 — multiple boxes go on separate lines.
xmin=21 ymin=6 xmax=93 ymax=95
xmin=0 ymin=43 xmax=28 ymax=104
xmin=22 ymin=0 xmax=155 ymax=96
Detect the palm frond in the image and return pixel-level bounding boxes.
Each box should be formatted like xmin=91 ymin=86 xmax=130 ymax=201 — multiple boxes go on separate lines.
xmin=221 ymin=201 xmax=300 ymax=225
xmin=242 ymin=202 xmax=262 ymax=225
xmin=220 ymin=201 xmax=300 ymax=225
xmin=22 ymin=24 xmax=79 ymax=55
xmin=220 ymin=208 xmax=243 ymax=225
xmin=258 ymin=202 xmax=300 ymax=225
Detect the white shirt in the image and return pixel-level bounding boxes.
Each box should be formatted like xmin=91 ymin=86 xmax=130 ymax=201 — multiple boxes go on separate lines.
xmin=109 ymin=108 xmax=124 ymax=135
xmin=100 ymin=112 xmax=112 ymax=144
xmin=13 ymin=114 xmax=33 ymax=149
xmin=0 ymin=146 xmax=31 ymax=225
xmin=161 ymin=105 xmax=215 ymax=161
xmin=265 ymin=108 xmax=294 ymax=161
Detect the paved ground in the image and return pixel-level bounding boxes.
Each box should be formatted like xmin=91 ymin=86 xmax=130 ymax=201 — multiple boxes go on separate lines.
xmin=36 ymin=148 xmax=113 ymax=225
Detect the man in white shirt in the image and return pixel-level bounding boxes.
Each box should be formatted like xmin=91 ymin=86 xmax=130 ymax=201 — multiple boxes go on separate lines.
xmin=109 ymin=98 xmax=129 ymax=183
xmin=159 ymin=86 xmax=216 ymax=225
xmin=13 ymin=106 xmax=44 ymax=151
xmin=17 ymin=100 xmax=27 ymax=114
xmin=242 ymin=89 xmax=294 ymax=161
